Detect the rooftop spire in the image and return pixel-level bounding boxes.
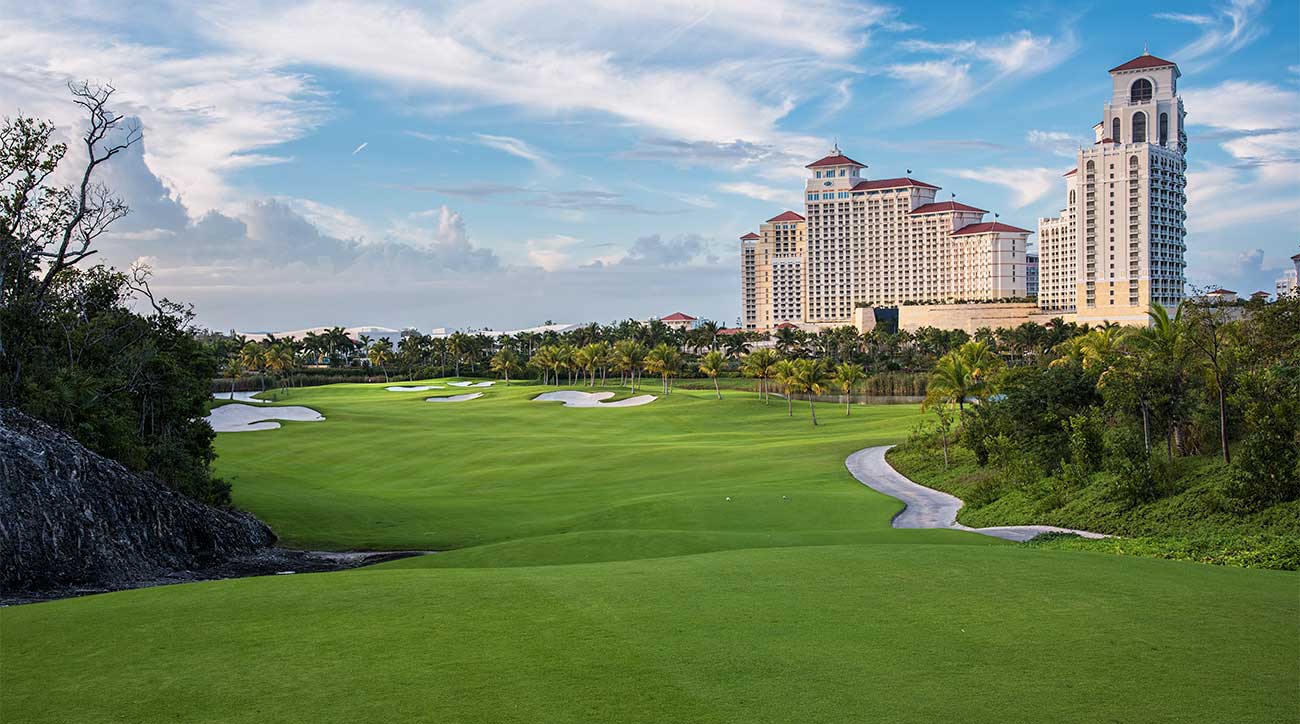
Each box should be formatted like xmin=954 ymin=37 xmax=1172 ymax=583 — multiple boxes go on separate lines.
xmin=1143 ymin=41 xmax=1149 ymax=55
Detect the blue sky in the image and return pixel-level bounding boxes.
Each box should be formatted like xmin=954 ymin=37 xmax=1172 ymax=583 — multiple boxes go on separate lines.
xmin=3 ymin=0 xmax=1296 ymax=331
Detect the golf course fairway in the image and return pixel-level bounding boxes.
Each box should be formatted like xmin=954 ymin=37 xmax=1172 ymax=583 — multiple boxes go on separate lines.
xmin=3 ymin=381 xmax=1297 ymax=723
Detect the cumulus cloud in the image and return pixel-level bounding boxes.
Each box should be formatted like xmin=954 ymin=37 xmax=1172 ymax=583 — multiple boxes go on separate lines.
xmin=617 ymin=234 xmax=711 ymax=267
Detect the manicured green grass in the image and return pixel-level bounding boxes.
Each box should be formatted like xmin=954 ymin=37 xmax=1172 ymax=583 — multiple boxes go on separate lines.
xmin=213 ymin=380 xmax=948 ymax=558
xmin=3 ymin=380 xmax=1297 ymax=723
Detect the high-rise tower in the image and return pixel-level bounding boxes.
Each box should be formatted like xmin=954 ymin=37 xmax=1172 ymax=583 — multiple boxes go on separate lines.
xmin=1039 ymin=50 xmax=1188 ymax=324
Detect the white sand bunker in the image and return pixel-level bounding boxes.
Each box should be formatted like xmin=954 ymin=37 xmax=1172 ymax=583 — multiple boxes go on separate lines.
xmin=212 ymin=391 xmax=271 ymax=403
xmin=385 ymin=385 xmax=444 ymax=392
xmin=448 ymin=381 xmax=495 ymax=388
xmin=533 ymin=391 xmax=657 ymax=408
xmin=206 ymin=404 xmax=324 ymax=432
xmin=425 ymin=392 xmax=484 ymax=403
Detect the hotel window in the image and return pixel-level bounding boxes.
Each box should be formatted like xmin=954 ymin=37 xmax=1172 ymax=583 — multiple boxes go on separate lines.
xmin=1132 ymin=112 xmax=1147 ymax=143
xmin=1159 ymin=113 xmax=1169 ymax=145
xmin=1112 ymin=118 xmax=1120 ymax=143
xmin=1130 ymin=78 xmax=1153 ymax=103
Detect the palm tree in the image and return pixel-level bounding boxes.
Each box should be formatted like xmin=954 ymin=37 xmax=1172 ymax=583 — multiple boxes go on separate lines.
xmin=613 ymin=340 xmax=647 ymax=391
xmin=575 ymin=344 xmax=602 ymax=386
xmin=490 ymin=348 xmax=521 ymax=385
xmin=368 ymin=338 xmax=394 ymax=382
xmin=223 ymin=356 xmax=245 ymax=399
xmin=832 ymin=362 xmax=866 ymax=416
xmin=741 ymin=348 xmax=779 ymax=403
xmin=1130 ymin=303 xmax=1188 ymax=455
xmin=1078 ymin=325 xmax=1129 ymax=372
xmin=556 ymin=344 xmax=577 ymax=385
xmin=923 ymin=341 xmax=1003 ymax=423
xmin=531 ymin=346 xmax=556 ymax=385
xmin=698 ymin=350 xmax=726 ymax=399
xmin=773 ymin=326 xmax=801 ymax=356
xmin=772 ymin=359 xmax=796 ymax=417
xmin=789 ymin=358 xmax=830 ymax=426
xmin=239 ymin=343 xmax=267 ymax=390
xmin=645 ymin=343 xmax=681 ymax=395
xmin=447 ymin=332 xmax=469 ymax=377
xmin=266 ymin=342 xmax=296 ymax=389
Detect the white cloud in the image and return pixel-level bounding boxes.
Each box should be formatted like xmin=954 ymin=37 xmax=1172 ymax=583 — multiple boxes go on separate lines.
xmin=351 ymin=142 xmax=368 ymax=156
xmin=1026 ymin=130 xmax=1086 ymax=158
xmin=284 ymin=198 xmax=372 ymax=241
xmin=473 ymin=133 xmax=556 ymax=173
xmin=886 ymin=30 xmax=1077 ymax=121
xmin=1181 ymin=81 xmax=1300 ymax=133
xmin=1179 ymin=80 xmax=1299 ymax=234
xmin=719 ymin=182 xmax=803 ymax=208
xmin=0 ymin=22 xmax=327 ymax=214
xmin=883 ymin=60 xmax=975 ymax=122
xmin=525 ymin=234 xmax=582 ymax=270
xmin=1155 ymin=0 xmax=1266 ymax=67
xmin=947 ymin=167 xmax=1060 ymax=209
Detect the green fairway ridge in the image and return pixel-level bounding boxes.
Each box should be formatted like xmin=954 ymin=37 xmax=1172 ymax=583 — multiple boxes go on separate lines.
xmin=3 ymin=380 xmax=1296 ymax=723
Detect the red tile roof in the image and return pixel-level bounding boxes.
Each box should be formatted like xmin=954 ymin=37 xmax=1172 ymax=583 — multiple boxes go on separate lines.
xmin=660 ymin=312 xmax=696 ymax=322
xmin=718 ymin=328 xmax=743 ymax=335
xmin=739 ymin=232 xmax=760 ymax=240
xmin=853 ymin=177 xmax=940 ymax=191
xmin=951 ymin=221 xmax=1033 ymax=236
xmin=1095 ymin=137 xmax=1116 ymax=144
xmin=806 ymin=153 xmax=866 ymax=168
xmin=1250 ymin=291 xmax=1270 ymax=297
xmin=1207 ymin=289 xmax=1236 ymax=295
xmin=1064 ymin=168 xmax=1077 ymax=176
xmin=766 ymin=211 xmax=806 ymax=222
xmin=775 ymin=322 xmax=798 ymax=329
xmin=1109 ymin=54 xmax=1177 ymax=73
xmin=909 ymin=201 xmax=988 ymax=215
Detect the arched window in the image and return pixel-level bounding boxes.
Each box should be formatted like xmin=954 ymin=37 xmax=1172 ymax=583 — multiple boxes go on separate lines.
xmin=1130 ymin=155 xmax=1139 ymax=167
xmin=1111 ymin=118 xmax=1121 ymax=143
xmin=1132 ymin=111 xmax=1147 ymax=143
xmin=1069 ymin=190 xmax=1076 ymax=205
xmin=1159 ymin=113 xmax=1169 ymax=145
xmin=1130 ymin=78 xmax=1153 ymax=103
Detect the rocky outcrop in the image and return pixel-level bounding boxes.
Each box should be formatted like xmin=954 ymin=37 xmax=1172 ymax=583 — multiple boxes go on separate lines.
xmin=0 ymin=408 xmax=276 ymax=597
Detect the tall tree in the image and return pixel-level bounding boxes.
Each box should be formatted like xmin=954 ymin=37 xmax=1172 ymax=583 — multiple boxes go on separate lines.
xmin=698 ymin=350 xmax=726 ymax=400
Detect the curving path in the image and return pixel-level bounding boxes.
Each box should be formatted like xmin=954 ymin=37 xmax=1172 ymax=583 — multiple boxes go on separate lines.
xmin=846 ymin=445 xmax=1109 ymax=542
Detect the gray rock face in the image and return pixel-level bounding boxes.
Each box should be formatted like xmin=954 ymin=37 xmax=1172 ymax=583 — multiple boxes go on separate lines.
xmin=0 ymin=408 xmax=275 ymax=596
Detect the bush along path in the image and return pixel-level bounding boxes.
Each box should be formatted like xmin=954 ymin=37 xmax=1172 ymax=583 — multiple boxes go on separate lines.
xmin=846 ymin=446 xmax=1108 ymax=542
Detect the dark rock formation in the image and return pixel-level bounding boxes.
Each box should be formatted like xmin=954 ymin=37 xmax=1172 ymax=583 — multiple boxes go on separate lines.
xmin=0 ymin=408 xmax=275 ymax=597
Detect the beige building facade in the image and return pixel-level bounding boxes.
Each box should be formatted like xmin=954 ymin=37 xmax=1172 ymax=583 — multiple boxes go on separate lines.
xmin=739 ymin=147 xmax=1032 ymax=331
xmin=1038 ymin=51 xmax=1188 ymax=326
xmin=740 ymin=212 xmax=807 ymax=332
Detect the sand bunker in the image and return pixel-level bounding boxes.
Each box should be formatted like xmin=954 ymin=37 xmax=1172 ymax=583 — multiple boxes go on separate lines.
xmin=206 ymin=404 xmax=324 ymax=433
xmin=425 ymin=393 xmax=484 ymax=403
xmin=448 ymin=381 xmax=495 ymax=388
xmin=533 ymin=391 xmax=657 ymax=408
xmin=212 ymin=391 xmax=271 ymax=404
xmin=385 ymin=385 xmax=444 ymax=392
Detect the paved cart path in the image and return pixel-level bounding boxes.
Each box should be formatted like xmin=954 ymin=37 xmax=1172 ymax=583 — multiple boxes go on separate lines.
xmin=846 ymin=446 xmax=1109 ymax=542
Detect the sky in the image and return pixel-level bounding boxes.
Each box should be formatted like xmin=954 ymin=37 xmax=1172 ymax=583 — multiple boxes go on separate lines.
xmin=2 ymin=0 xmax=1297 ymax=332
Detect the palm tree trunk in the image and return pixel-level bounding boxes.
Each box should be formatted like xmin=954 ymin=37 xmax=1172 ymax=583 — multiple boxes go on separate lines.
xmin=808 ymin=395 xmax=818 ymax=426
xmin=786 ymin=387 xmax=793 ymax=417
xmin=845 ymin=394 xmax=850 ymax=416
xmin=713 ymin=376 xmax=720 ymax=400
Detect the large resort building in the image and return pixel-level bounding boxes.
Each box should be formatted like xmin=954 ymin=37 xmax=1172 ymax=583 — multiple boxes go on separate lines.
xmin=739 ymin=51 xmax=1189 ymax=333
xmin=1037 ymin=50 xmax=1188 ymax=325
xmin=739 ymin=150 xmax=1032 ymax=332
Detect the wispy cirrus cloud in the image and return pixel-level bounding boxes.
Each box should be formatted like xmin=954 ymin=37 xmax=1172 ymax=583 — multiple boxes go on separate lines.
xmin=718 ymin=182 xmax=804 ymax=208
xmin=1156 ymin=0 xmax=1267 ymax=68
xmin=884 ymin=29 xmax=1078 ymax=121
xmin=946 ymin=166 xmax=1061 ymax=209
xmin=472 ymin=133 xmax=556 ymax=173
